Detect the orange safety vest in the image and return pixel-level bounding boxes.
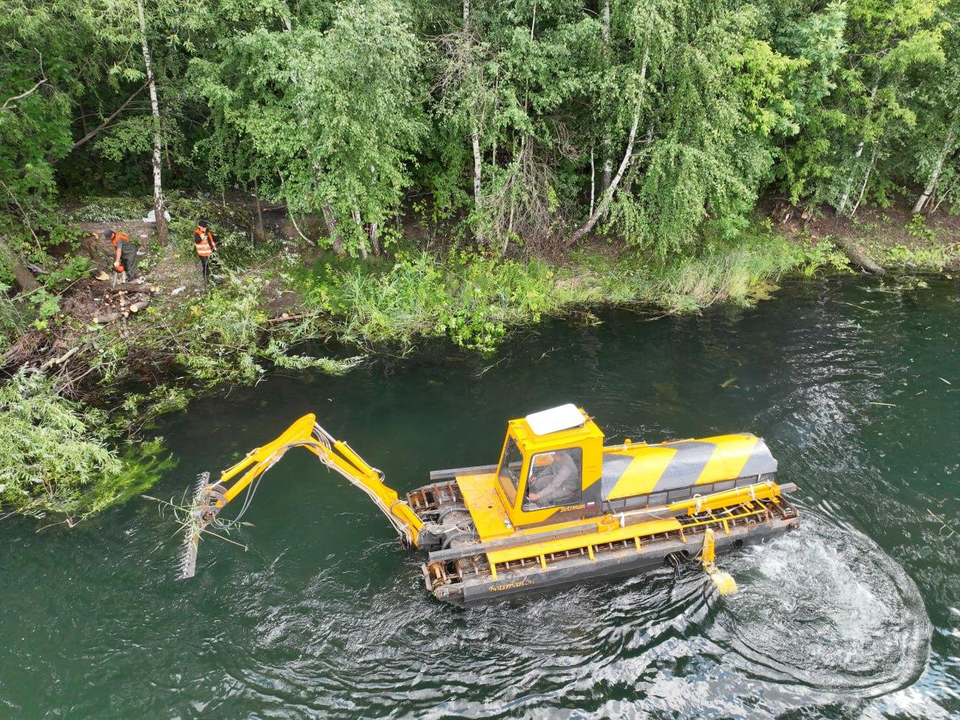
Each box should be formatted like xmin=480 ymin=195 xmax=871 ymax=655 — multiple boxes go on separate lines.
xmin=111 ymin=231 xmax=130 ymax=248
xmin=194 ymin=228 xmax=216 ymax=257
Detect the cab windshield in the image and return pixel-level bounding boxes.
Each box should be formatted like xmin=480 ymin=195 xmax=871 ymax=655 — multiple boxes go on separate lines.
xmin=522 ymin=447 xmax=582 ymax=511
xmin=497 ymin=435 xmax=523 ymax=506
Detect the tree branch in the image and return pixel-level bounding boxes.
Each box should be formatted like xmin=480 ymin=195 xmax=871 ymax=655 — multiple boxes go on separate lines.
xmin=1 ymin=78 xmax=47 ymax=112
xmin=64 ymin=82 xmax=149 ymax=155
xmin=568 ymin=41 xmax=650 ymax=247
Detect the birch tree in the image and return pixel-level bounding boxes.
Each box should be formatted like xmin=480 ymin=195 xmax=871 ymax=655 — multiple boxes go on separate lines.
xmin=135 ymin=0 xmax=168 ymax=244
xmin=910 ymin=3 xmax=960 ymax=214
xmin=832 ymin=0 xmax=949 ymax=215
xmin=193 ymin=0 xmax=424 ymax=257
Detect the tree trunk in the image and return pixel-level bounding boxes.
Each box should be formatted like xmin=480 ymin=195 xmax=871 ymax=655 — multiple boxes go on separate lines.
xmin=471 ymin=124 xmax=482 ymax=207
xmin=252 ymin=175 xmax=265 ymax=242
xmin=834 ymin=237 xmax=885 ymax=275
xmin=369 ymin=222 xmax=380 ymax=255
xmin=568 ymin=108 xmax=639 ymax=246
xmin=322 ymin=202 xmax=343 ymax=254
xmin=352 ymin=210 xmax=368 ymax=259
xmin=568 ymin=41 xmax=649 ymax=246
xmin=136 ymin=0 xmax=168 ymax=246
xmin=589 ymin=147 xmax=596 ymax=217
xmin=0 ymin=236 xmax=40 ymax=292
xmin=930 ymin=175 xmax=958 ymax=214
xmin=851 ymin=145 xmax=878 ymax=216
xmin=837 ymin=82 xmax=879 ymax=216
xmin=79 ymin=100 xmax=88 ymax=137
xmin=601 ymin=0 xmax=612 ymax=194
xmin=914 ymin=123 xmax=956 ymax=214
xmin=464 ymin=0 xmax=483 ymax=223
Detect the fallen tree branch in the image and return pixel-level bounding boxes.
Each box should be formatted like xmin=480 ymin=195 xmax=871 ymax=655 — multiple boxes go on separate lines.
xmin=61 ymin=82 xmax=149 ymax=156
xmin=289 ymin=211 xmax=311 ymax=243
xmin=833 ymin=237 xmax=886 ymax=275
xmin=38 ymin=346 xmax=79 ymax=372
xmin=266 ymin=312 xmax=315 ymax=324
xmin=0 ymin=179 xmax=43 ymax=253
xmin=104 ymin=282 xmax=158 ymax=293
xmin=568 ymin=107 xmax=640 ymax=247
xmin=567 ymin=28 xmax=652 ymax=248
xmin=93 ymin=311 xmax=122 ymax=324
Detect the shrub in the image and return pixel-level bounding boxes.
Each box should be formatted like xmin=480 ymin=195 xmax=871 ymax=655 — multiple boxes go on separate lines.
xmin=0 ymin=369 xmax=169 ymax=521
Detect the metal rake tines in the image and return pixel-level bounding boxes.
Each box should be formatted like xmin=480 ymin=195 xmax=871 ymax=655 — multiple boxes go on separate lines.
xmin=177 ymin=471 xmax=211 ymax=579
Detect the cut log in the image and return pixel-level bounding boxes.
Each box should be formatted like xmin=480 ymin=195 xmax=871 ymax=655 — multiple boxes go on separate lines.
xmin=93 ymin=312 xmax=122 ymax=324
xmin=267 ymin=312 xmax=313 ymax=324
xmin=129 ymin=297 xmax=150 ymax=313
xmin=106 ymin=282 xmax=157 ymax=293
xmin=834 ymin=238 xmax=886 ymax=275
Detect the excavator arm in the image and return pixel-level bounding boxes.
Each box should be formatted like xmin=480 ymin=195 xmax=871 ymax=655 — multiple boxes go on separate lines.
xmin=178 ymin=413 xmax=424 ymax=578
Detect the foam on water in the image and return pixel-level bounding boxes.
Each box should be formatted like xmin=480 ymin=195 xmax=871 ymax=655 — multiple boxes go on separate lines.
xmin=713 ymin=515 xmax=932 ymax=697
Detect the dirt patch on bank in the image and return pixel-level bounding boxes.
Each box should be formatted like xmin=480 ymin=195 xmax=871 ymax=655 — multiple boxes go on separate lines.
xmin=763 ymin=195 xmax=960 ymax=267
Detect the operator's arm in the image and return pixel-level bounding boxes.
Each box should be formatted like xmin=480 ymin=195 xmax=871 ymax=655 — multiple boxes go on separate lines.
xmin=114 ymin=243 xmax=123 ymax=270
xmin=533 ymin=454 xmax=577 ymax=502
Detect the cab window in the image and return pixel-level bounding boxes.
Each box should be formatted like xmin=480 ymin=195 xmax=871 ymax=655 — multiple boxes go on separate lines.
xmin=523 ymin=448 xmax=582 ymax=511
xmin=497 ymin=435 xmax=523 ymax=506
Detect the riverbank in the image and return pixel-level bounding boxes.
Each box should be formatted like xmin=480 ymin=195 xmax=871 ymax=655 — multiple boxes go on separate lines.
xmin=0 ymin=194 xmax=957 ymax=521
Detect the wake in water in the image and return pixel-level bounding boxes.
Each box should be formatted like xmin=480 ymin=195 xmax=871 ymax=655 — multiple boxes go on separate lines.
xmin=713 ymin=514 xmax=932 ymax=698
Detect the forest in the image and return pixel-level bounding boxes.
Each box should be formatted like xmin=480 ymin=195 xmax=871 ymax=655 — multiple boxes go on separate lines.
xmin=3 ymin=0 xmax=958 ymax=261
xmin=0 ymin=0 xmax=958 ymax=519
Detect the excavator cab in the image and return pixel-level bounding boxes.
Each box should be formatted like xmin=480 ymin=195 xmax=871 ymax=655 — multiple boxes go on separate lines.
xmin=494 ymin=405 xmax=605 ymax=529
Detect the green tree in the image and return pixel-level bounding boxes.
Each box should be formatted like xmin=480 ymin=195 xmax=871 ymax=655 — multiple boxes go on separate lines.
xmin=193 ymin=0 xmax=425 ymax=257
xmin=909 ymin=1 xmax=959 ymax=213
xmin=832 ymin=0 xmax=949 ymax=215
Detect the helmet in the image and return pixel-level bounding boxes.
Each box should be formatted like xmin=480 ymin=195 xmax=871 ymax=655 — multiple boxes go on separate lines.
xmin=533 ymin=454 xmax=555 ymax=467
xmin=198 ymin=219 xmax=210 ymax=229
xmin=103 ymin=230 xmax=114 ymax=240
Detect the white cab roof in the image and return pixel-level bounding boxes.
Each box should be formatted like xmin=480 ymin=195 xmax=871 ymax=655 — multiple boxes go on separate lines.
xmin=525 ymin=404 xmax=586 ymax=435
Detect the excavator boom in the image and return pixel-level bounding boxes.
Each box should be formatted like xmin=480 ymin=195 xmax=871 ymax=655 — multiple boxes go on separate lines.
xmin=178 ymin=414 xmax=424 ymax=578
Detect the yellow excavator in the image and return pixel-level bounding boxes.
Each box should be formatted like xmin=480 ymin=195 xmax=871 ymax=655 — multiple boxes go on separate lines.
xmin=181 ymin=405 xmax=799 ymax=604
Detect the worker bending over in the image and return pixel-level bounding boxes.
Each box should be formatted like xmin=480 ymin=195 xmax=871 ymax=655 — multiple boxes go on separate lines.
xmin=104 ymin=229 xmax=139 ymax=282
xmin=193 ymin=219 xmax=217 ymax=285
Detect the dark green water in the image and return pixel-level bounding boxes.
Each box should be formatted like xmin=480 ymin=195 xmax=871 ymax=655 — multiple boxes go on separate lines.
xmin=2 ymin=277 xmax=959 ymax=719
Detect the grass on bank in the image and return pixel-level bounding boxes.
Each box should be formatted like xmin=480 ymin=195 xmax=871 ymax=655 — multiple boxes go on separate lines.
xmin=300 ymin=226 xmax=807 ymax=352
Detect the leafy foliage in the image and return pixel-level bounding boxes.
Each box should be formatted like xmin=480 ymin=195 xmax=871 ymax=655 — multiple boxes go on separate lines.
xmin=0 ymin=369 xmax=171 ymax=519
xmin=3 ymin=0 xmax=959 ymax=259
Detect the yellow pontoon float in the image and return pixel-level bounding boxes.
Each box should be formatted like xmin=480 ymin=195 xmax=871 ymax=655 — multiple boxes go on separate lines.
xmin=181 ymin=405 xmax=799 ymax=604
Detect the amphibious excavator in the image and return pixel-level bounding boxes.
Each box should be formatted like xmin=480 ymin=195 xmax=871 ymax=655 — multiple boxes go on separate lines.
xmin=180 ymin=405 xmax=799 ymax=604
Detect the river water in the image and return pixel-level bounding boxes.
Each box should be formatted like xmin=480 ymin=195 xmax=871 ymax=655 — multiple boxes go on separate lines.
xmin=1 ymin=277 xmax=958 ymax=719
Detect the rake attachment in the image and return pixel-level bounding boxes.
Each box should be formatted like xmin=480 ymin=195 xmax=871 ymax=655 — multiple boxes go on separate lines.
xmin=178 ymin=471 xmax=215 ymax=579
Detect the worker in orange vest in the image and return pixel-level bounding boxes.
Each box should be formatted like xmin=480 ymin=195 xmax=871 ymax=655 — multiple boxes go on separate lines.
xmin=193 ymin=219 xmax=217 ymax=286
xmin=104 ymin=229 xmax=139 ymax=282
